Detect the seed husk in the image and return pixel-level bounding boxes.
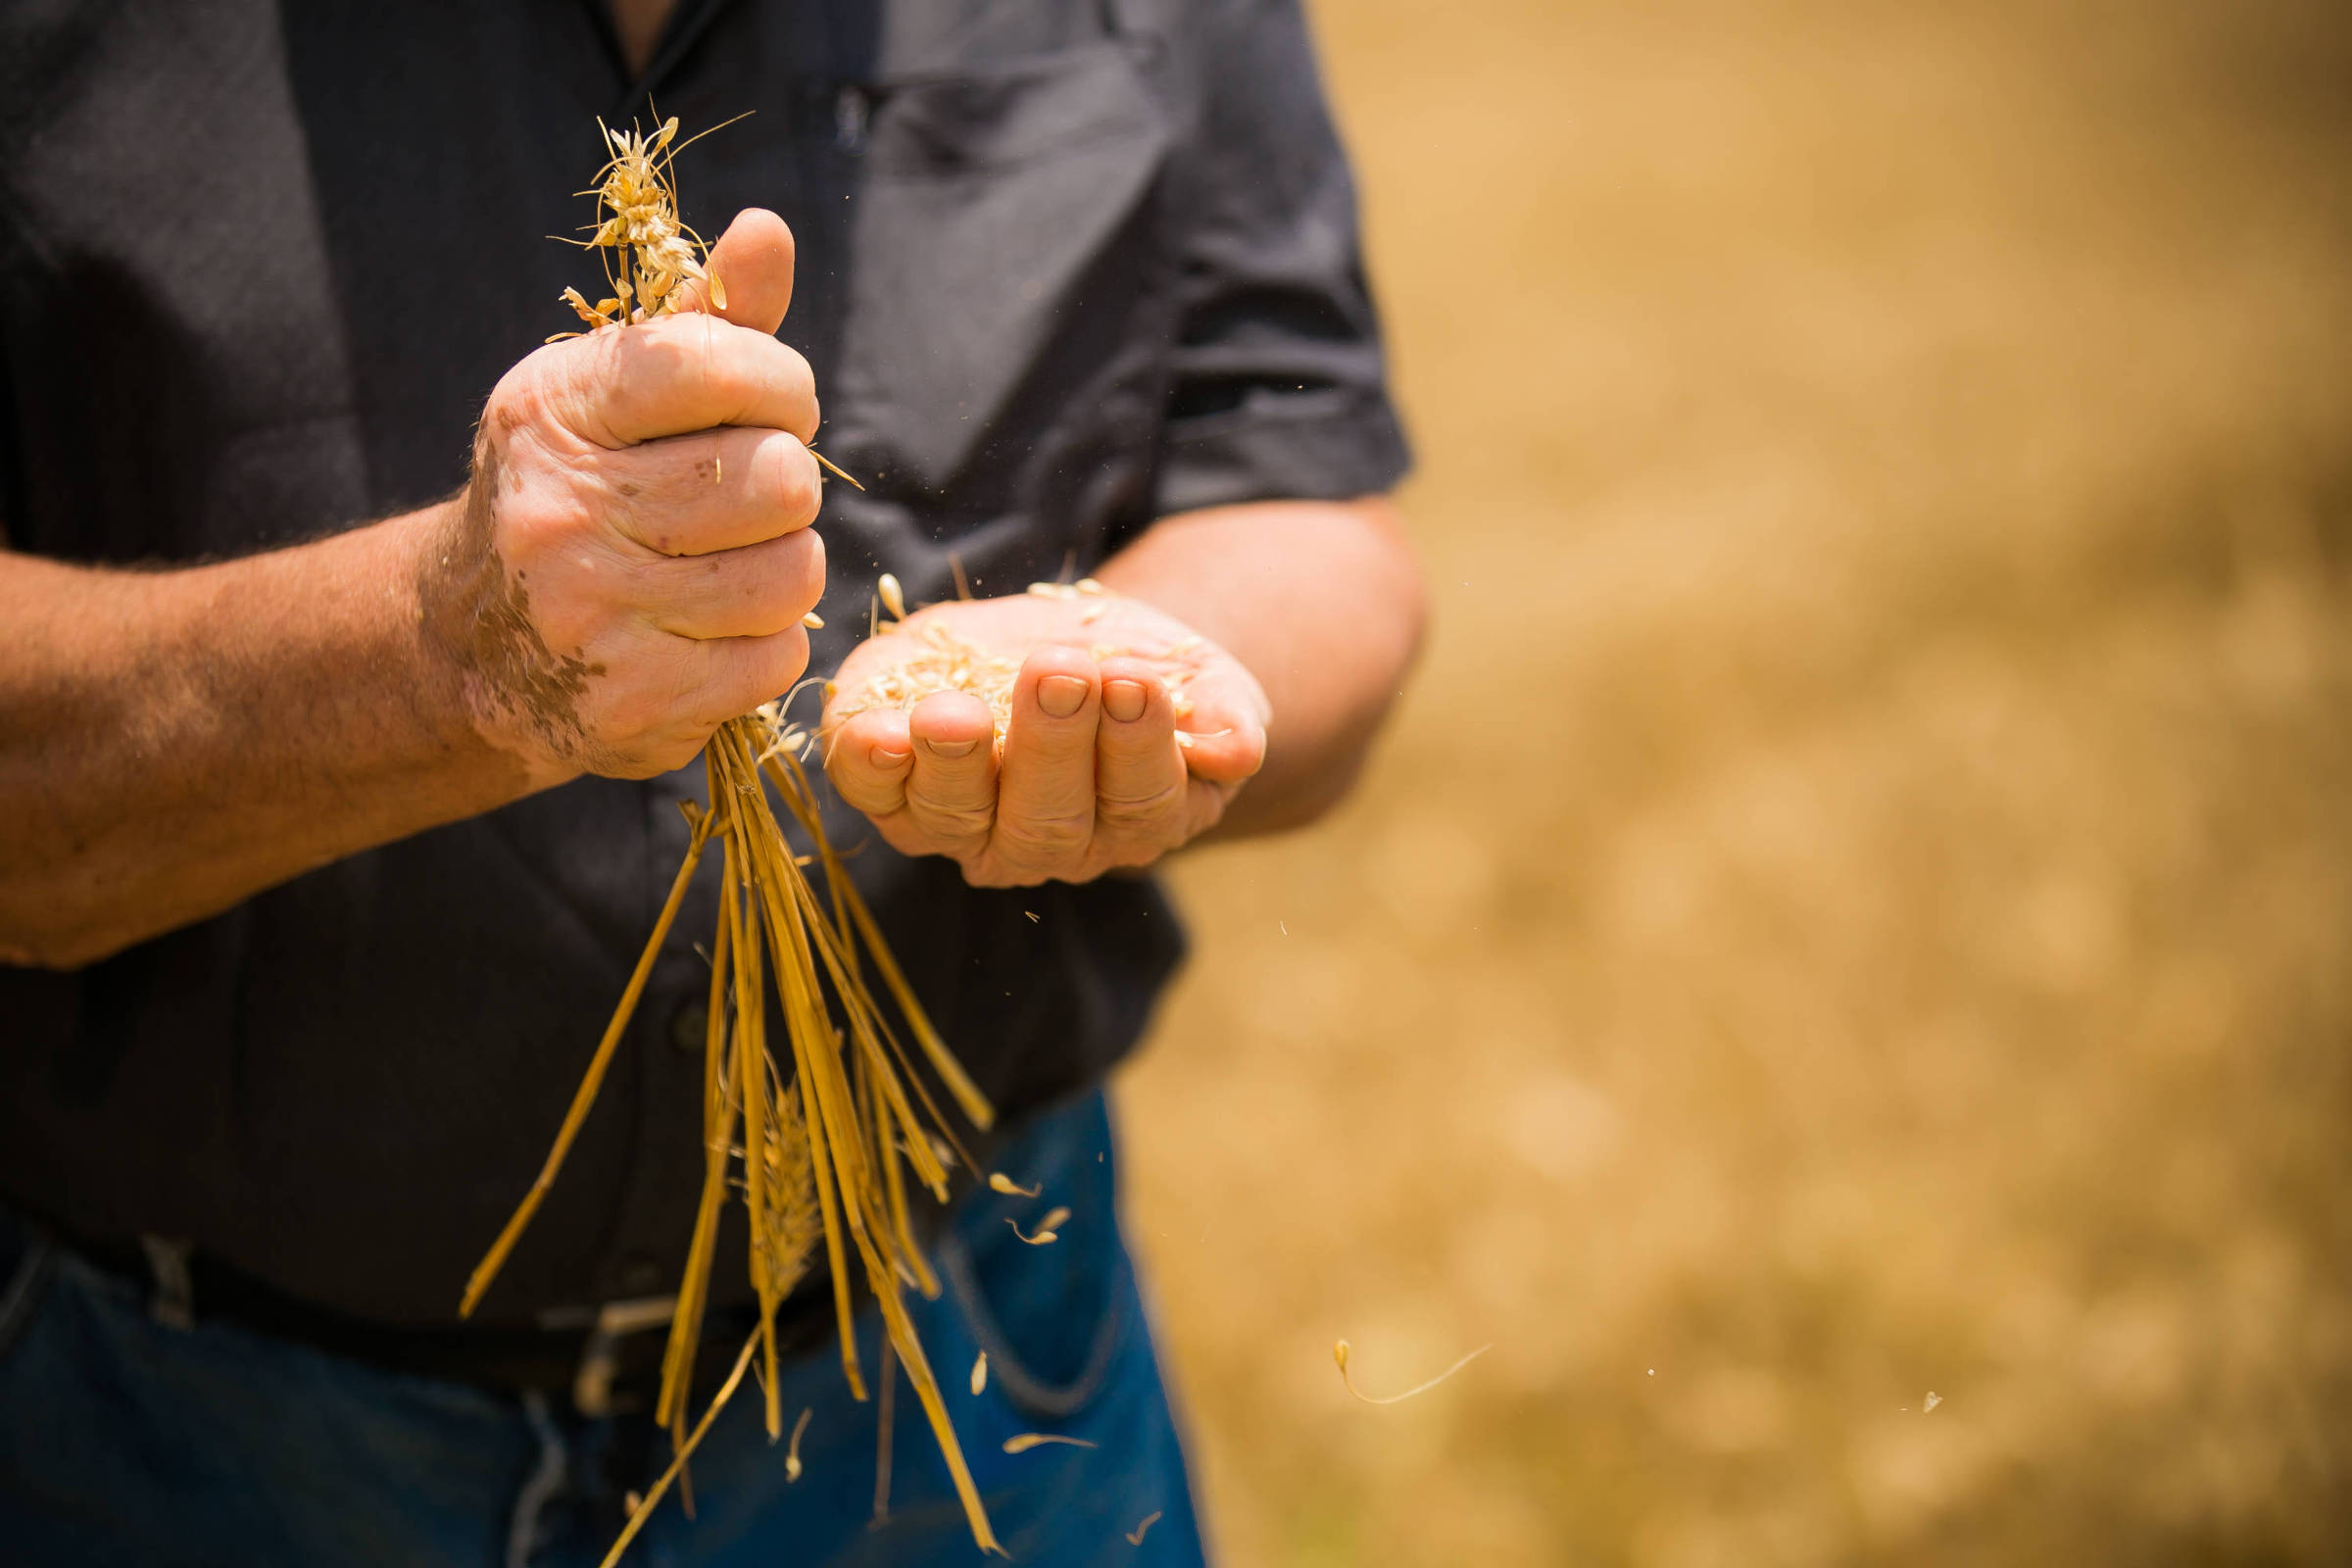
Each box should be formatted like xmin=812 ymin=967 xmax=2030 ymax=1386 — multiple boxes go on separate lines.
xmin=1332 ymin=1338 xmax=1494 ymax=1405
xmin=1004 ymin=1433 xmax=1099 ymax=1453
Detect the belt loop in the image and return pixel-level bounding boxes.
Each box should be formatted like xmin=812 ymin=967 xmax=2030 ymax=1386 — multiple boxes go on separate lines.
xmin=139 ymin=1235 xmax=195 ymax=1331
xmin=571 ymin=1296 xmax=677 ymax=1418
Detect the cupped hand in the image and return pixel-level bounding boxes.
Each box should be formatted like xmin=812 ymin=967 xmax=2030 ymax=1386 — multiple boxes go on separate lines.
xmin=422 ymin=208 xmax=827 ymax=782
xmin=820 ymin=591 xmax=1269 ymax=886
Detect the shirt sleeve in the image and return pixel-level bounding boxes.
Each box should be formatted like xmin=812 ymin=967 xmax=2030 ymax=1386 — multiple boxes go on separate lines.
xmin=1146 ymin=0 xmax=1412 ymax=519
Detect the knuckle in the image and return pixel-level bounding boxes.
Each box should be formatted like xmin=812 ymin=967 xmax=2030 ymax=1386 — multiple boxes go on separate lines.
xmin=616 ymin=326 xmax=701 ymax=418
xmin=777 ymin=346 xmax=817 ymax=417
xmin=489 ymin=353 xmax=558 ymax=426
xmin=774 ymin=440 xmax=821 ymax=525
xmin=786 ymin=526 xmax=825 ymax=605
xmin=698 ymin=336 xmax=746 ymax=419
xmin=908 ymin=798 xmax=994 ymax=847
xmin=690 ymin=320 xmax=771 ymax=423
xmin=818 ymin=744 xmax=866 ymax=790
xmin=873 ymin=816 xmax=934 ymax=858
xmin=744 ymin=626 xmax=810 ymax=705
xmin=1095 ymin=782 xmax=1185 ymax=840
xmin=737 ymin=346 xmax=815 ymax=444
xmin=836 ymin=776 xmax=902 ymax=816
xmin=993 ymin=809 xmax=1091 ymax=863
xmin=490 ymin=457 xmax=589 ymax=548
xmin=603 ymin=558 xmax=677 ymax=635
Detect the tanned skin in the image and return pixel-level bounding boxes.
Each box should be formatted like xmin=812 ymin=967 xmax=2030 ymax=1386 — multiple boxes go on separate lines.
xmin=0 ymin=212 xmax=1425 ymax=967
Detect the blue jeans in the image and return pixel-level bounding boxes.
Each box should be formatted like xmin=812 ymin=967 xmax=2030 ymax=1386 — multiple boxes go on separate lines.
xmin=0 ymin=1091 xmax=1204 ymax=1567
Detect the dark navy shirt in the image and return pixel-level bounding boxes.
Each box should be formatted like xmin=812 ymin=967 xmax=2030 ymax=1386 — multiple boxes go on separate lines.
xmin=0 ymin=0 xmax=1407 ymax=1323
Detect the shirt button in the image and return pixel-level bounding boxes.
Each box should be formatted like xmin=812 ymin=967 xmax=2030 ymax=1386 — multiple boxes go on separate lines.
xmin=668 ymin=1000 xmax=709 ymax=1056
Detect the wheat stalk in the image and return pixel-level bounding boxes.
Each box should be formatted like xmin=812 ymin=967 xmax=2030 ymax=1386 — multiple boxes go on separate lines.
xmin=461 ymin=117 xmax=1004 ymax=1561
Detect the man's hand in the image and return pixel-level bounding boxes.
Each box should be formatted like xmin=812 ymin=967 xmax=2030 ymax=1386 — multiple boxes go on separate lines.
xmin=0 ymin=205 xmax=845 ymax=966
xmin=424 ymin=209 xmax=825 ymax=782
xmin=822 ymin=592 xmax=1270 ymax=887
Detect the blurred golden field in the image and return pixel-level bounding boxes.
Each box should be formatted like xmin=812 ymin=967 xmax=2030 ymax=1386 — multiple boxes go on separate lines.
xmin=1114 ymin=2 xmax=2352 ymax=1562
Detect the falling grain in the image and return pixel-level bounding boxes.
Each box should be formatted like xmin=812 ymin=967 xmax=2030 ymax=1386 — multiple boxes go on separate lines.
xmin=1007 ymin=1207 xmax=1067 ymax=1247
xmin=1333 ymin=1339 xmax=1494 ymax=1405
xmin=785 ymin=1406 xmax=812 ymax=1483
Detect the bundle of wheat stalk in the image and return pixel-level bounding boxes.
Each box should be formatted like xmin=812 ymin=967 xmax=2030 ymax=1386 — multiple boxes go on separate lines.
xmin=455 ymin=119 xmax=1004 ymax=1563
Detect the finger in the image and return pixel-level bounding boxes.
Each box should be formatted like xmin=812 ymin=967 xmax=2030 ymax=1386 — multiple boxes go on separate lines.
xmin=1180 ymin=775 xmax=1239 ymax=843
xmin=903 ymin=691 xmax=1000 ymax=859
xmin=669 ymin=208 xmax=795 ymax=334
xmin=695 ymin=623 xmax=811 ymax=725
xmin=1176 ymin=715 xmax=1267 ymax=787
xmin=1092 ymin=660 xmax=1188 ymax=859
xmin=604 ymin=425 xmax=822 ymax=557
xmin=992 ymin=647 xmax=1101 ymax=871
xmin=559 ymin=312 xmax=818 ymax=447
xmin=826 ymin=709 xmax=915 ymax=819
xmin=640 ymin=527 xmax=824 ymax=641
xmin=1173 ymin=682 xmax=1270 ymax=787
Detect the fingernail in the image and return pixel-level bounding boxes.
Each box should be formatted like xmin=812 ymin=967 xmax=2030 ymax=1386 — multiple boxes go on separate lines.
xmin=925 ymin=737 xmax=977 ymax=759
xmin=872 ymin=742 xmax=910 ymax=766
xmin=1102 ymin=678 xmax=1149 ymax=723
xmin=1037 ymin=674 xmax=1090 ymax=718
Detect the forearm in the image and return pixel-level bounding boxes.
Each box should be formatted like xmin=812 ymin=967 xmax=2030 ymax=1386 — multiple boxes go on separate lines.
xmin=0 ymin=504 xmax=540 ymax=969
xmin=2 ymin=213 xmax=827 ymax=969
xmin=1098 ymin=496 xmax=1425 ymax=838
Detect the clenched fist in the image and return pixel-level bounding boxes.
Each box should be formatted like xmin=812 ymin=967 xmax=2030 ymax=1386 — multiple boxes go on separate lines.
xmin=421 ymin=209 xmax=825 ymax=781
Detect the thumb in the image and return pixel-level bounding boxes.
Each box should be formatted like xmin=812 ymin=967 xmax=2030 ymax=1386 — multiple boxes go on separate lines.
xmin=673 ymin=208 xmax=796 ymax=336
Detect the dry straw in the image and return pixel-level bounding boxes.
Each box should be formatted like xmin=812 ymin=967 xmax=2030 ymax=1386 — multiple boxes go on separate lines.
xmin=461 ymin=118 xmax=1004 ymax=1561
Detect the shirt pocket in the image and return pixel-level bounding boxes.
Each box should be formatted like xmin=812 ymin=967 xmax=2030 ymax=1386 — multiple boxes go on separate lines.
xmin=830 ymin=39 xmax=1175 ymax=497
